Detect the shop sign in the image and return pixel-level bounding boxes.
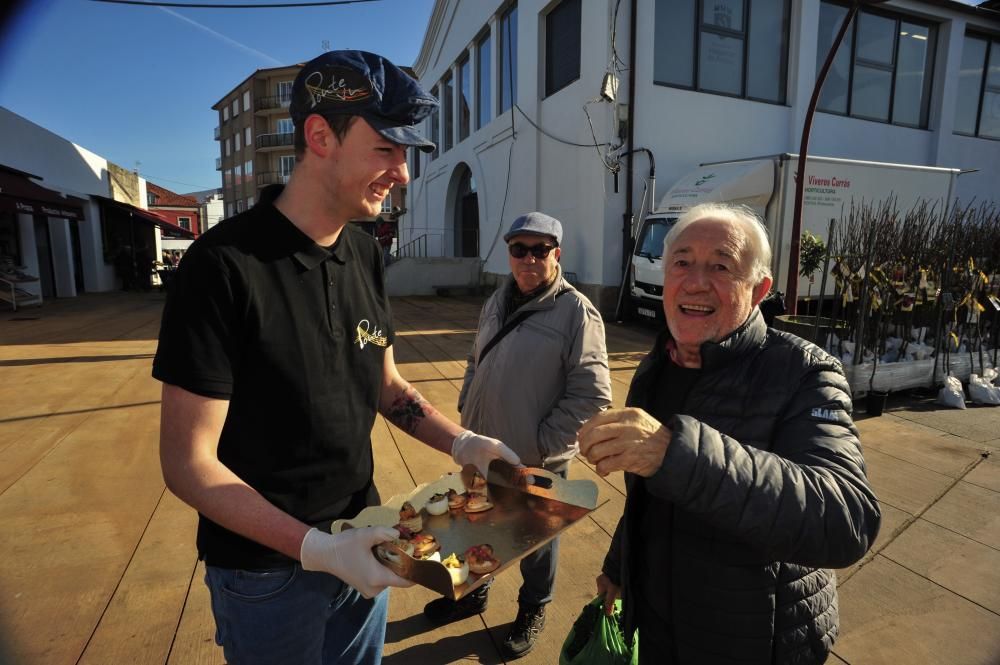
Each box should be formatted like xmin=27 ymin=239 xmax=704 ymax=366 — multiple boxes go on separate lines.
xmin=10 ymin=199 xmax=81 ymax=219
xmin=40 ymin=204 xmax=81 ymax=219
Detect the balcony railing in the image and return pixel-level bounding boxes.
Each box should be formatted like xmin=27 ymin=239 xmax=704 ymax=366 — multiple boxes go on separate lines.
xmin=257 ymin=171 xmax=292 ymax=186
xmin=214 ymin=126 xmax=220 ymax=140
xmin=255 ymin=94 xmax=292 ymax=112
xmin=215 ymin=157 xmax=222 ymax=170
xmin=256 ymin=132 xmax=294 ymax=149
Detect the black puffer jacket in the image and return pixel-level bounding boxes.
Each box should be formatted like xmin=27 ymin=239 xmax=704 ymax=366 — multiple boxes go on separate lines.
xmin=604 ymin=309 xmax=880 ymax=664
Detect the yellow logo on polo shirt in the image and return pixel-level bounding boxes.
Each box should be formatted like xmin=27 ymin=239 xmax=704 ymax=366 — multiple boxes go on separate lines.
xmin=355 ymin=319 xmax=388 ymax=349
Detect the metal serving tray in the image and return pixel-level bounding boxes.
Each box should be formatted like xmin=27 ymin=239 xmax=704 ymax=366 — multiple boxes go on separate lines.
xmin=331 ymin=460 xmax=600 ymax=600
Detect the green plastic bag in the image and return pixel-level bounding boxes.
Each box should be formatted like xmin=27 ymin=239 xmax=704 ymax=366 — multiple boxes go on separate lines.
xmin=559 ymin=596 xmax=639 ymax=665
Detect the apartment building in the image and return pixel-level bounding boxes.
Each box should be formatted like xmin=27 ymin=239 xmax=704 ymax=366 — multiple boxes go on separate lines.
xmin=408 ymin=0 xmax=1000 ymax=312
xmin=212 ymin=62 xmax=408 ymax=225
xmin=212 ymin=64 xmax=298 ymax=219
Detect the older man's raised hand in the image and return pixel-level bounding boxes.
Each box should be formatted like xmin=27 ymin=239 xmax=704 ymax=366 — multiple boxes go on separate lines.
xmin=577 ymin=408 xmax=671 ymax=477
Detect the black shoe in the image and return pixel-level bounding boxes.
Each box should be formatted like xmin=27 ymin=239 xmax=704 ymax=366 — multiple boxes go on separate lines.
xmin=423 ymin=585 xmax=490 ymax=625
xmin=502 ymin=602 xmax=546 ymax=659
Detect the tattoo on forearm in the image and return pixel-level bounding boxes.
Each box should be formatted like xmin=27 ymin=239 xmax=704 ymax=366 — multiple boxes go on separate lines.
xmin=386 ymin=385 xmax=438 ymax=435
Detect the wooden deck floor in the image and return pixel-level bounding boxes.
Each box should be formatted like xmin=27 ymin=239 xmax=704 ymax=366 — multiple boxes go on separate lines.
xmin=0 ymin=291 xmax=652 ymax=665
xmin=1 ymin=291 xmax=998 ymax=664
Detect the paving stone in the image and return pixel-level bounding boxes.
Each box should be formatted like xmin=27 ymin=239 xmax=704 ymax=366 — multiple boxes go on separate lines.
xmin=895 ymin=404 xmax=1000 ymax=443
xmin=862 ymin=447 xmax=954 ymax=515
xmin=835 ymin=556 xmax=1000 ymax=665
xmin=857 ymin=417 xmax=983 ymax=478
xmin=963 ymin=447 xmax=1000 ymax=492
xmin=881 ymin=517 xmax=1000 ymax=615
xmin=837 ymin=501 xmax=912 ymax=581
xmin=921 ymin=480 xmax=1000 ymax=551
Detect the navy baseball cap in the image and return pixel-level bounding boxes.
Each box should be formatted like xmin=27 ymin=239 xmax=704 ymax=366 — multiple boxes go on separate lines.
xmin=504 ymin=212 xmax=563 ymax=246
xmin=290 ymin=50 xmax=439 ymax=153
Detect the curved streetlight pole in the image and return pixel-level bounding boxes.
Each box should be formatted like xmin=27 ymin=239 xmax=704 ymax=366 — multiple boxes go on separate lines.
xmin=785 ymin=1 xmax=870 ymax=315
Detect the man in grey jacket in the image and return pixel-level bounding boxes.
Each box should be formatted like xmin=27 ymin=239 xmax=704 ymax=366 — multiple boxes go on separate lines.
xmin=424 ymin=212 xmax=612 ymax=659
xmin=579 ymin=203 xmax=880 ymax=664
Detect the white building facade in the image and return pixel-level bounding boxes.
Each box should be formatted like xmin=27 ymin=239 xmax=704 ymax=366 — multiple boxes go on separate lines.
xmin=407 ymin=0 xmax=1000 ymax=313
xmin=200 ymin=191 xmax=225 ymax=232
xmin=0 ymin=107 xmax=181 ymax=301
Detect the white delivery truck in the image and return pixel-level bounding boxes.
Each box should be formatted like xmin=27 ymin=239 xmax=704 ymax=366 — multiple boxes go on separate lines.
xmin=628 ymin=153 xmax=961 ymax=321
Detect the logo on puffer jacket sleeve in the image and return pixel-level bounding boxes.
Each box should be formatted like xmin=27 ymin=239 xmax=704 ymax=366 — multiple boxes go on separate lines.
xmin=810 ymin=407 xmax=839 ymax=421
xmin=355 ymin=319 xmax=388 ymax=349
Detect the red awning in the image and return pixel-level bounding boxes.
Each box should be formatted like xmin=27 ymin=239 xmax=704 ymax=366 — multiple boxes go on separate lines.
xmin=0 ymin=165 xmax=87 ymax=220
xmin=95 ymin=196 xmax=195 ymax=238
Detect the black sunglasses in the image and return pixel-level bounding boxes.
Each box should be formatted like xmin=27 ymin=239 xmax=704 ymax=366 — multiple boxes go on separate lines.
xmin=508 ymin=242 xmax=556 ymax=259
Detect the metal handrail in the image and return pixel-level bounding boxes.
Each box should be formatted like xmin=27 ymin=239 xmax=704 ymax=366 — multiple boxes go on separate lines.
xmin=393 ymin=234 xmax=428 ymax=260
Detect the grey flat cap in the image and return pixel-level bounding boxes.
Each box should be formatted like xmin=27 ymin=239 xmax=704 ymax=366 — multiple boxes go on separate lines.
xmin=503 ymin=212 xmax=563 ymax=245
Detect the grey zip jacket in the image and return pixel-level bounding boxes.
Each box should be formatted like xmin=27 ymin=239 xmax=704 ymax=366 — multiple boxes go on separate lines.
xmin=459 ymin=268 xmax=612 ymax=467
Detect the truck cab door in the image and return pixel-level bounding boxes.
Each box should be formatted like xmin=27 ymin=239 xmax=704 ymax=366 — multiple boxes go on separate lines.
xmin=629 ymin=215 xmax=677 ymax=321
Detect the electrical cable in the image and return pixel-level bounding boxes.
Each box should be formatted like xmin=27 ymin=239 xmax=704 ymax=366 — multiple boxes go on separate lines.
xmin=513 ymin=103 xmax=609 ymax=148
xmin=610 ymin=0 xmax=628 ymax=71
xmin=89 ymin=0 xmax=379 ymax=8
xmin=481 ymin=138 xmax=515 ymax=265
xmin=143 ymin=174 xmax=218 ymax=190
xmin=583 ymin=99 xmax=620 ymax=173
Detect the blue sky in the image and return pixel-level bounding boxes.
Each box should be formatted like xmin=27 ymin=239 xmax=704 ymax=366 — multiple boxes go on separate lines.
xmin=0 ymin=0 xmax=434 ymax=194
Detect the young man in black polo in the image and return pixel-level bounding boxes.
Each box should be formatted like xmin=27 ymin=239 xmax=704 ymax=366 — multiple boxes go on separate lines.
xmin=153 ymin=50 xmax=519 ymax=665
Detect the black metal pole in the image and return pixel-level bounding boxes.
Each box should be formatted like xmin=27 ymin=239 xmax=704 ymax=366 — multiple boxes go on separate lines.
xmin=612 ymin=0 xmax=639 ymax=322
xmin=621 ymin=0 xmax=638 ymax=278
xmin=785 ymin=1 xmax=861 ymax=315
xmin=811 ymin=217 xmax=837 ymax=346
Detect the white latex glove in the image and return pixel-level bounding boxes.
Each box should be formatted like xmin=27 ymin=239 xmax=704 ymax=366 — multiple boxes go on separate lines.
xmin=300 ymin=526 xmax=415 ymax=599
xmin=451 ymin=430 xmax=522 ymax=479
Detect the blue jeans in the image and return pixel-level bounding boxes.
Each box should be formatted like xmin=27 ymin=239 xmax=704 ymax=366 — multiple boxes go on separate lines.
xmin=204 ymin=564 xmax=388 ymax=665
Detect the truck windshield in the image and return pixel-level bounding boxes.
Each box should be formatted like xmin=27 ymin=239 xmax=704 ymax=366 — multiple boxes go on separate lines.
xmin=634 ymin=217 xmax=674 ymax=259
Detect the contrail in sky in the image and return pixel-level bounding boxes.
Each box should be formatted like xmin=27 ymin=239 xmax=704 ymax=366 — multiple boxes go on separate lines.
xmin=158 ymin=7 xmax=283 ymax=65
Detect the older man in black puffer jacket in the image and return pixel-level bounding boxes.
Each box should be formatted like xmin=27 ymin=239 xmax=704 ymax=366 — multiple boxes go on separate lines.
xmin=579 ymin=203 xmax=880 ymax=665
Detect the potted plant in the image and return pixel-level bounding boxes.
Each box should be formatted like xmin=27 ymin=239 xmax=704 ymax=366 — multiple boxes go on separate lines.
xmin=864 ymin=264 xmax=892 ymax=416
xmin=799 ymin=230 xmax=826 ymax=302
xmin=773 ymin=230 xmax=845 ymax=344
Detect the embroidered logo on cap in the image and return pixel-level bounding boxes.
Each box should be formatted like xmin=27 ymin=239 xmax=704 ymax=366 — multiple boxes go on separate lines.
xmin=305 ymin=66 xmax=372 ymax=108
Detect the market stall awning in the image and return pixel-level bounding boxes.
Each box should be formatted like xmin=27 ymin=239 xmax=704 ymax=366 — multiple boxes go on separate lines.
xmin=95 ymin=195 xmax=195 ymax=239
xmin=0 ymin=165 xmax=88 ymax=220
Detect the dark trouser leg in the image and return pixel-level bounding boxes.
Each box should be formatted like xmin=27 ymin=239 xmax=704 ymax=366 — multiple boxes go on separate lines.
xmin=517 ymin=464 xmax=567 ymax=606
xmin=517 ymin=535 xmax=559 ymax=606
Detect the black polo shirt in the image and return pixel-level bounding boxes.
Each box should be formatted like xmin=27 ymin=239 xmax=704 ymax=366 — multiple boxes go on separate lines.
xmin=152 ymin=186 xmax=394 ymax=569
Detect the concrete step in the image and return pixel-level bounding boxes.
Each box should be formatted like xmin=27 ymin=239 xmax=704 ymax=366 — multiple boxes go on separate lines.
xmin=386 ymin=256 xmax=481 ymax=297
